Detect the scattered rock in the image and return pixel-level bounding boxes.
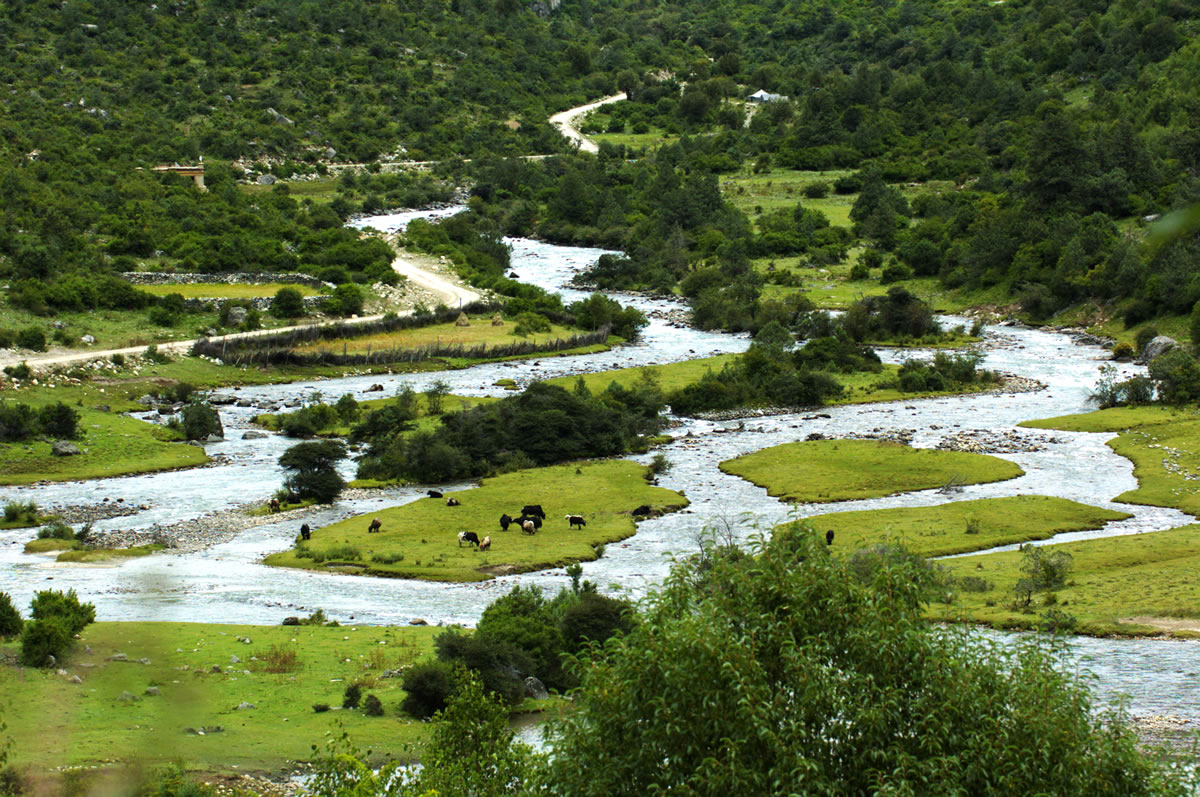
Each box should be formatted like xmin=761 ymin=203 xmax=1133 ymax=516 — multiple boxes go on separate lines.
xmin=524 ymin=676 xmax=549 ymax=700
xmin=117 ymin=691 xmax=137 ymax=702
xmin=256 ymin=173 xmax=277 ymax=185
xmin=145 ymin=686 xmax=161 ymax=696
xmin=282 ymin=616 xmax=300 ymax=626
xmin=230 ymin=655 xmax=240 ymax=664
xmin=51 ymin=441 xmax=82 ymax=457
xmin=227 ymin=306 xmax=249 ymax=326
xmin=107 ymin=653 xmax=128 ymax=662
xmin=242 ymin=431 xmax=269 ymax=440
xmin=235 ymin=701 xmax=256 ymax=710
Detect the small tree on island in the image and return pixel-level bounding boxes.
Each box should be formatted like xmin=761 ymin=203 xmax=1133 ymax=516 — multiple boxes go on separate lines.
xmin=278 ymin=440 xmax=347 ymax=504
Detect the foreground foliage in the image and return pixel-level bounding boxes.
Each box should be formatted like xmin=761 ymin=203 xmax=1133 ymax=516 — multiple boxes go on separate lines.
xmin=534 ymin=527 xmax=1188 ymax=795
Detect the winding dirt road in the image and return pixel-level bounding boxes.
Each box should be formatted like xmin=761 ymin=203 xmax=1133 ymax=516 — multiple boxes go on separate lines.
xmin=548 ymin=92 xmax=626 ymax=154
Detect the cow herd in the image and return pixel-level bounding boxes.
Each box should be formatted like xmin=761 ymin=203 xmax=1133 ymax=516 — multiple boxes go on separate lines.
xmin=298 ymin=496 xmax=603 ymax=553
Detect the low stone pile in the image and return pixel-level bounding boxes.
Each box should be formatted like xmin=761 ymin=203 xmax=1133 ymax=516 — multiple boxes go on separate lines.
xmin=936 ymin=429 xmax=1064 ymax=454
xmin=49 ymin=501 xmax=149 ymax=524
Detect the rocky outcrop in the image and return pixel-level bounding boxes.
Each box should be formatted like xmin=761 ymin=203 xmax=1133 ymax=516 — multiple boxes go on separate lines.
xmin=1137 ymin=336 xmax=1178 ymax=364
xmin=51 ymin=440 xmax=82 ymax=456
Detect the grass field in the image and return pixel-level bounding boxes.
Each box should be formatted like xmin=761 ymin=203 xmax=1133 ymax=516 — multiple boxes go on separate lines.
xmin=137 ymin=284 xmax=322 ymax=299
xmin=0 ymin=622 xmax=440 ymax=770
xmin=720 ymin=439 xmax=1024 ymax=504
xmin=784 ymin=496 xmax=1130 ymax=558
xmin=722 ymin=169 xmax=860 ymax=226
xmin=0 ymin=396 xmax=207 ymax=486
xmin=294 ymin=315 xmax=581 ymax=355
xmin=936 ymin=524 xmax=1200 ymax=636
xmin=265 ymin=460 xmax=687 ymax=582
xmin=1021 ymin=406 xmax=1200 ymax=517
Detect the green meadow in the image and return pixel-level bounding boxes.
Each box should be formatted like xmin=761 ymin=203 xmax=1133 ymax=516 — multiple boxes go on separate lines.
xmin=720 ymin=439 xmax=1024 ymax=503
xmin=936 ymin=525 xmax=1200 ymax=637
xmin=0 ymin=622 xmax=441 ymax=770
xmin=265 ymin=460 xmax=687 ymax=582
xmin=1021 ymin=406 xmax=1200 ymax=517
xmin=791 ymin=496 xmax=1129 ymax=557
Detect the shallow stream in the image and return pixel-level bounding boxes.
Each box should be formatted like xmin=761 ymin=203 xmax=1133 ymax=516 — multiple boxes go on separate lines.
xmin=1 ymin=209 xmax=1197 ymax=725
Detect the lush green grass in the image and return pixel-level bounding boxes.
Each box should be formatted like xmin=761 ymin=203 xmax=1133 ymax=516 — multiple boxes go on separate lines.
xmin=1022 ymin=407 xmax=1200 ymax=517
xmin=0 ymin=398 xmax=207 ymax=486
xmin=137 ymin=284 xmax=321 ymax=299
xmin=265 ymin=460 xmax=687 ymax=581
xmin=786 ymin=496 xmax=1130 ymax=558
xmin=722 ymin=168 xmax=859 ymax=226
xmin=590 ymin=129 xmax=677 ymax=150
xmin=936 ymin=525 xmax=1200 ymax=636
xmin=0 ymin=622 xmax=440 ymax=770
xmin=55 ymin=544 xmax=165 ymax=563
xmin=23 ymin=538 xmax=78 ymax=554
xmin=721 ymin=439 xmax=1024 ymax=504
xmin=294 ymin=315 xmax=581 ymax=355
xmin=1048 ymin=301 xmax=1193 ymax=348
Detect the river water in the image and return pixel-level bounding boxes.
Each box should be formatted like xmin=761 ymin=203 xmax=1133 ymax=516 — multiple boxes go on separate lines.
xmin=1 ymin=208 xmax=1197 ymax=726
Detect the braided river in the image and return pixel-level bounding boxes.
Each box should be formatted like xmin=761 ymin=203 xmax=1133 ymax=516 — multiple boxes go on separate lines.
xmin=1 ymin=208 xmax=1198 ymax=728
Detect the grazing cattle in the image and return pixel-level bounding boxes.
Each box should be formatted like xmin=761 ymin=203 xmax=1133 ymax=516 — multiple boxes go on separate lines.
xmin=521 ymin=520 xmax=536 ymax=535
xmin=479 ymin=535 xmax=491 ymax=551
xmin=565 ymin=514 xmax=586 ymax=529
xmin=521 ymin=504 xmax=546 ymax=519
xmin=446 ymin=497 xmax=461 ymax=507
xmin=427 ymin=490 xmax=443 ymax=499
xmin=458 ymin=531 xmax=480 ymax=547
xmin=300 ymin=523 xmax=311 ymax=541
xmin=631 ymin=504 xmax=651 ymax=517
xmin=825 ymin=529 xmax=834 ymax=546
xmin=499 ymin=513 xmax=513 ymax=531
xmin=517 ymin=514 xmax=542 ymax=529
xmin=368 ymin=517 xmax=382 ymax=534
xmin=268 ymin=498 xmax=281 ymax=513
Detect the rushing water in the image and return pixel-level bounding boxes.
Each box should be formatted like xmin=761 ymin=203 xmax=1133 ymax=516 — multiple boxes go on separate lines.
xmin=1 ymin=208 xmax=1198 ymax=725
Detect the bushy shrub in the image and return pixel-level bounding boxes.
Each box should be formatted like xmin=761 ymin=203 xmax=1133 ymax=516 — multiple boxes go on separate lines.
xmin=0 ymin=591 xmax=23 ymax=638
xmin=343 ymin=683 xmax=362 ymax=709
xmin=271 ymin=287 xmax=306 ymax=318
xmin=312 ymin=703 xmax=330 ymax=713
xmin=279 ymin=440 xmax=348 ymax=503
xmin=512 ymin=311 xmax=552 ymax=338
xmin=849 ymin=262 xmax=871 ymax=280
xmin=3 ymin=500 xmax=38 ymax=524
xmin=180 ymin=401 xmax=223 ymax=441
xmin=401 ymin=660 xmax=458 ymax=718
xmin=434 ymin=629 xmax=530 ymax=705
xmin=803 ymin=181 xmax=830 ymax=198
xmin=38 ymin=402 xmax=79 ymax=439
xmin=363 ymin=694 xmax=384 ymax=716
xmin=3 ymin=362 xmax=32 ymax=381
xmin=30 ymin=588 xmax=96 ymax=634
xmin=20 ymin=614 xmax=74 ymax=667
xmin=16 ymin=327 xmax=46 ymax=352
xmin=880 ymin=262 xmax=914 ymax=284
xmin=1135 ymin=326 xmax=1159 ymax=353
xmin=36 ymin=521 xmax=76 ymax=540
xmin=560 ymin=594 xmax=635 ymax=652
xmin=1111 ymin=342 xmax=1134 ymax=360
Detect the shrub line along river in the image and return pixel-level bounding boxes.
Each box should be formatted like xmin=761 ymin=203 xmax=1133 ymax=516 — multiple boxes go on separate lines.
xmin=1 ymin=208 xmax=1197 ymax=728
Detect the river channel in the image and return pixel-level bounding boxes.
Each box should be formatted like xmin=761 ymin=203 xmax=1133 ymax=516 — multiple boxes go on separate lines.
xmin=1 ymin=208 xmax=1197 ymax=727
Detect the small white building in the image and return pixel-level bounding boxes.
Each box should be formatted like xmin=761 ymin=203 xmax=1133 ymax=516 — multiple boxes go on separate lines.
xmin=747 ymin=89 xmax=787 ymax=103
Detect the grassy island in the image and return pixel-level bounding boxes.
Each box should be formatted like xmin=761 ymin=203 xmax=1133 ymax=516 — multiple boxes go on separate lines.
xmin=720 ymin=439 xmax=1024 ymax=504
xmin=792 ymin=496 xmax=1130 ymax=557
xmin=265 ymin=460 xmax=687 ymax=582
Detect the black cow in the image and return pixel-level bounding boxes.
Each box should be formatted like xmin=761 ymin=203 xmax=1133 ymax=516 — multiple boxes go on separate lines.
xmin=521 ymin=504 xmax=546 ymax=519
xmin=499 ymin=513 xmax=513 ymax=531
xmin=825 ymin=529 xmax=834 ymax=546
xmin=517 ymin=514 xmax=542 ymax=529
xmin=300 ymin=523 xmax=311 ymax=541
xmin=458 ymin=531 xmax=480 ymax=547
xmin=631 ymin=505 xmax=651 ymax=517
xmin=427 ymin=490 xmax=443 ymax=498
xmin=565 ymin=514 xmax=586 ymax=529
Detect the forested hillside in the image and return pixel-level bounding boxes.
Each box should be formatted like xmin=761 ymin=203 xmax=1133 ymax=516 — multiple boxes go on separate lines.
xmin=1 ymin=0 xmax=1198 ymax=332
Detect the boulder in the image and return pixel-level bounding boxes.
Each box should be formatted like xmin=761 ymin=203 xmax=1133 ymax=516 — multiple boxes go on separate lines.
xmin=523 ymin=676 xmax=549 ymax=700
xmin=1137 ymin=336 xmax=1178 ymax=364
xmin=235 ymin=701 xmax=256 ymax=710
xmin=51 ymin=441 xmax=82 ymax=457
xmin=204 ymin=433 xmax=224 ymax=443
xmin=117 ymin=691 xmax=137 ymax=703
xmin=80 ymin=335 xmax=95 ymax=344
xmin=281 ymin=616 xmax=300 ymax=626
xmin=242 ymin=431 xmax=268 ymax=440
xmin=256 ymin=173 xmax=277 ymax=185
xmin=227 ymin=306 xmax=248 ymax=326
xmin=145 ymin=686 xmax=161 ymax=696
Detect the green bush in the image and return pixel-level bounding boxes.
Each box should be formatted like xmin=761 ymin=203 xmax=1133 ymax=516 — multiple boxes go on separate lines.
xmin=30 ymin=588 xmax=96 ymax=634
xmin=279 ymin=440 xmax=348 ymax=503
xmin=363 ymin=694 xmax=384 ymax=716
xmin=0 ymin=591 xmax=23 ymax=638
xmin=3 ymin=362 xmax=32 ymax=381
xmin=3 ymin=500 xmax=38 ymax=523
xmin=270 ymin=287 xmax=306 ymax=318
xmin=848 ymin=262 xmax=871 ymax=280
xmin=312 ymin=703 xmax=331 ymax=713
xmin=803 ymin=181 xmax=830 ymax=198
xmin=20 ymin=615 xmax=74 ymax=667
xmin=343 ymin=683 xmax=362 ymax=709
xmin=179 ymin=401 xmax=223 ymax=441
xmin=16 ymin=327 xmax=46 ymax=352
xmin=401 ymin=660 xmax=458 ymax=719
xmin=36 ymin=521 xmax=76 ymax=540
xmin=1135 ymin=326 xmax=1159 ymax=353
xmin=38 ymin=402 xmax=79 ymax=439
xmin=880 ymin=262 xmax=914 ymax=284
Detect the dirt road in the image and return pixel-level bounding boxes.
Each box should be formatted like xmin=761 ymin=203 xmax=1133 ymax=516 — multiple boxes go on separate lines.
xmin=548 ymin=93 xmax=626 ymax=154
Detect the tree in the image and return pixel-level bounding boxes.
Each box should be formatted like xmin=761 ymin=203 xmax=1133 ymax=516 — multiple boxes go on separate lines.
xmin=278 ymin=440 xmax=347 ymax=504
xmin=179 ymin=401 xmax=223 ymax=441
xmin=0 ymin=592 xmax=22 ymax=638
xmin=534 ymin=527 xmax=1184 ymax=795
xmin=270 ymin=287 xmax=306 ymax=318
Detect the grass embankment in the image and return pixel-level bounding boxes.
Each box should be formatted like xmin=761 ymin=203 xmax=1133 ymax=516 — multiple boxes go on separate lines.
xmin=791 ymin=496 xmax=1130 ymax=558
xmin=0 ymin=622 xmax=440 ymax=770
xmin=544 ymin=356 xmax=997 ymax=410
xmin=720 ymin=439 xmax=1024 ymax=503
xmin=0 ymin=396 xmax=207 ymax=486
xmin=265 ymin=460 xmax=687 ymax=582
xmin=22 ymin=538 xmax=165 ymax=561
xmin=136 ymin=284 xmax=322 ymax=299
xmin=1021 ymin=406 xmax=1200 ymax=517
xmin=935 ymin=525 xmax=1200 ymax=637
xmin=292 ymin=315 xmax=581 ymax=356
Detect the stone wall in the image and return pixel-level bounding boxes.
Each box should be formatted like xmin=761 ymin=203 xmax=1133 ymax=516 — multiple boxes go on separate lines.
xmin=122 ymin=272 xmax=330 ymax=288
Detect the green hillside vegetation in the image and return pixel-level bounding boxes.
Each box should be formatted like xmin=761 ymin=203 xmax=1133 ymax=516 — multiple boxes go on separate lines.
xmin=721 ymin=439 xmax=1024 ymax=503
xmin=265 ymin=460 xmax=686 ymax=582
xmin=1022 ymin=407 xmax=1200 ymax=517
xmin=0 ymin=621 xmax=441 ymax=770
xmin=937 ymin=525 xmax=1200 ymax=637
xmin=791 ymin=496 xmax=1130 ymax=558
